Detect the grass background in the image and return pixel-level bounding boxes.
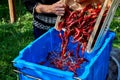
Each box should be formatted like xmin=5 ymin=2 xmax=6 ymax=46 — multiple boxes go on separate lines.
xmin=0 ymin=0 xmax=120 ymax=80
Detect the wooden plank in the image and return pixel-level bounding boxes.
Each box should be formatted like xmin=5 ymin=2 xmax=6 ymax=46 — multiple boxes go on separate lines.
xmin=8 ymin=0 xmax=16 ymax=23
xmin=86 ymin=0 xmax=120 ymax=53
xmin=86 ymin=0 xmax=110 ymax=53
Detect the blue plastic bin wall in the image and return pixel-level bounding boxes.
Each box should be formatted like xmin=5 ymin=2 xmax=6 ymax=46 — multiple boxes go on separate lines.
xmin=13 ymin=28 xmax=115 ymax=80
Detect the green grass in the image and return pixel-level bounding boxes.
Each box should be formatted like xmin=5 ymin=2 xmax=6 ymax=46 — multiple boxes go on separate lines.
xmin=0 ymin=1 xmax=120 ymax=80
xmin=0 ymin=1 xmax=34 ymax=79
xmin=110 ymin=6 xmax=120 ymax=48
xmin=0 ymin=13 xmax=34 ymax=79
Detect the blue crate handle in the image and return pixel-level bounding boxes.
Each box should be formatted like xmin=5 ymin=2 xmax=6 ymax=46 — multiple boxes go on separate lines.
xmin=14 ymin=69 xmax=82 ymax=80
xmin=13 ymin=60 xmax=51 ymax=80
xmin=14 ymin=69 xmax=42 ymax=80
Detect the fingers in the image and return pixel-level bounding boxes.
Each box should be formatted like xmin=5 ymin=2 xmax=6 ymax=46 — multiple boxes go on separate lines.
xmin=52 ymin=1 xmax=66 ymax=16
xmin=54 ymin=7 xmax=65 ymax=16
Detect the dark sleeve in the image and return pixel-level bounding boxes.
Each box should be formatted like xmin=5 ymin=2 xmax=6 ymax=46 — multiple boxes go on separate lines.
xmin=23 ymin=0 xmax=38 ymax=13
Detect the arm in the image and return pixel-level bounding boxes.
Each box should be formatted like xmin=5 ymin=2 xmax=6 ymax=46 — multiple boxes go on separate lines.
xmin=23 ymin=0 xmax=65 ymax=16
xmin=35 ymin=1 xmax=65 ymax=16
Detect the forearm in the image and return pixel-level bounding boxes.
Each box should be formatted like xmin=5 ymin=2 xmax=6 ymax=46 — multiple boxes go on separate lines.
xmin=35 ymin=4 xmax=52 ymax=14
xmin=23 ymin=0 xmax=65 ymax=16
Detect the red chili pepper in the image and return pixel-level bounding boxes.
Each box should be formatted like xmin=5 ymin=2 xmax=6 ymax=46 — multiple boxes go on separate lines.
xmin=74 ymin=35 xmax=83 ymax=43
xmin=73 ymin=28 xmax=81 ymax=40
xmin=82 ymin=42 xmax=87 ymax=56
xmin=69 ymin=66 xmax=76 ymax=73
xmin=59 ymin=32 xmax=65 ymax=49
xmin=45 ymin=3 xmax=109 ymax=76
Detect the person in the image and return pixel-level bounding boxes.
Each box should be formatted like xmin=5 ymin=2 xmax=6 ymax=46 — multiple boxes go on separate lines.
xmin=23 ymin=0 xmax=65 ymax=39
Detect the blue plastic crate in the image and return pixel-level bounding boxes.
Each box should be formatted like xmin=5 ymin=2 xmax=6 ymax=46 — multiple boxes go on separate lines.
xmin=13 ymin=28 xmax=115 ymax=80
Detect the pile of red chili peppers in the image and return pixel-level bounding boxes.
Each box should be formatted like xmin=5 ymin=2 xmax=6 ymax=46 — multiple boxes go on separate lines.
xmin=42 ymin=3 xmax=108 ymax=76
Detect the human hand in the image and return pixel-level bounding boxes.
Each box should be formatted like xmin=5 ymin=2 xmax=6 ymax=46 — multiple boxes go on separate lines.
xmin=50 ymin=1 xmax=66 ymax=16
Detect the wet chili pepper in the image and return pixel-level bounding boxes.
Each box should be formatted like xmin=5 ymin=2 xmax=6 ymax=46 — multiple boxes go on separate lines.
xmin=41 ymin=3 xmax=109 ymax=76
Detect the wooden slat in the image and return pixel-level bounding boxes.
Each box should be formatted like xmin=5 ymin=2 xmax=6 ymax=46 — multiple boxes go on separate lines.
xmin=86 ymin=0 xmax=120 ymax=53
xmin=86 ymin=0 xmax=110 ymax=53
xmin=8 ymin=0 xmax=16 ymax=23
